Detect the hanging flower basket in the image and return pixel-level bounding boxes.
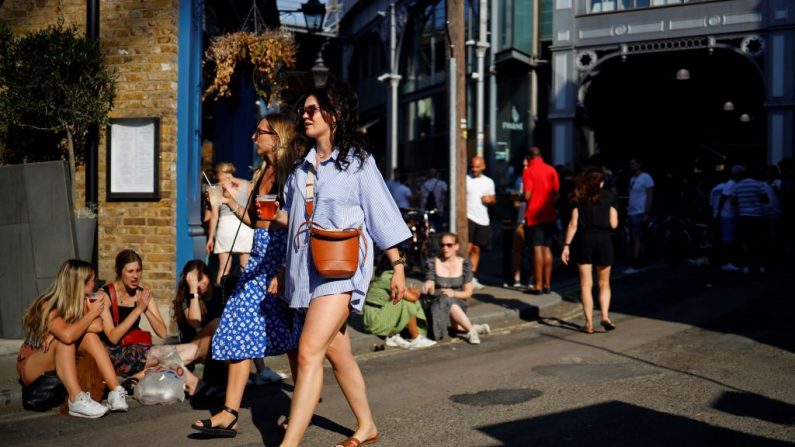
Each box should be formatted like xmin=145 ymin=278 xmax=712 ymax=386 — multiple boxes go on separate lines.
xmin=203 ymin=30 xmax=297 ymax=106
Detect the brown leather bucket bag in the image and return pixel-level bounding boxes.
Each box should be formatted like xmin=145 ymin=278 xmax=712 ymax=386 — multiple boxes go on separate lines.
xmin=308 ymin=225 xmax=362 ymax=279
xmin=300 ymin=170 xmax=365 ymax=279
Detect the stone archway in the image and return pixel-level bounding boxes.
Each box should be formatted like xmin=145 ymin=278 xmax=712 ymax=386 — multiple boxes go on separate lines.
xmin=579 ymin=45 xmax=766 ymax=175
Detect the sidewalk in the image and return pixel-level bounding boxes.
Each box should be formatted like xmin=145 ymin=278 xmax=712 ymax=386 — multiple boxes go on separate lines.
xmin=0 ymin=281 xmax=568 ymax=410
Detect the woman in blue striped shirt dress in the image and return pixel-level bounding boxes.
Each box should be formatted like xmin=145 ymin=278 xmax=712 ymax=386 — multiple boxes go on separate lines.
xmin=275 ymin=80 xmax=411 ymax=447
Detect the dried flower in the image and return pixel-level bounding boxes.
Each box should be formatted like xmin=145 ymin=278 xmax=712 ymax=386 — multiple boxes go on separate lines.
xmin=203 ymin=30 xmax=297 ymax=107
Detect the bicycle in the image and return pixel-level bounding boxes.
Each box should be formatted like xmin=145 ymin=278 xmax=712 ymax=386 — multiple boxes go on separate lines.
xmin=401 ymin=208 xmax=440 ymax=274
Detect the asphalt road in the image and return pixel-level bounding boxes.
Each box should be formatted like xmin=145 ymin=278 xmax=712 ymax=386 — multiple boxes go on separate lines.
xmin=1 ymin=266 xmax=793 ymax=446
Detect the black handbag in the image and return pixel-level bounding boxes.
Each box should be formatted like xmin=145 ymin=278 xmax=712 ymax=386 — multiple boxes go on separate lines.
xmin=22 ymin=371 xmax=66 ymax=411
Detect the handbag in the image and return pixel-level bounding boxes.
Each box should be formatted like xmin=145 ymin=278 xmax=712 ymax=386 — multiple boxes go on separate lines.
xmin=106 ymin=283 xmax=153 ymax=346
xmin=22 ymin=371 xmax=66 ymax=411
xmin=300 ymin=170 xmax=365 ymax=279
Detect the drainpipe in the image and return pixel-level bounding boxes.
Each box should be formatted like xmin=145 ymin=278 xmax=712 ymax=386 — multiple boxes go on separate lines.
xmin=86 ymin=0 xmax=99 ymax=268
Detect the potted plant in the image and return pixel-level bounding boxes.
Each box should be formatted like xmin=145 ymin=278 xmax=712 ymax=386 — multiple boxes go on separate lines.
xmin=0 ymin=23 xmax=116 ymax=259
xmin=203 ymin=29 xmax=297 ymax=106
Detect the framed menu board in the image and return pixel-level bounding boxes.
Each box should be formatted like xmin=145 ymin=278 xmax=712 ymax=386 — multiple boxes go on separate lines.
xmin=106 ymin=117 xmax=160 ymax=201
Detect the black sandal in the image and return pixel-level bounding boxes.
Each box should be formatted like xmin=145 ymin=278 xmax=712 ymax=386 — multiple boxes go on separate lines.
xmin=121 ymin=377 xmax=138 ymax=395
xmin=601 ymin=320 xmax=616 ymax=331
xmin=191 ymin=406 xmax=239 ymax=438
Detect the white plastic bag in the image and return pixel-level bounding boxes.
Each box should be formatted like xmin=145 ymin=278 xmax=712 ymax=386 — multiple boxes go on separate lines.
xmin=133 ymin=346 xmax=186 ymax=405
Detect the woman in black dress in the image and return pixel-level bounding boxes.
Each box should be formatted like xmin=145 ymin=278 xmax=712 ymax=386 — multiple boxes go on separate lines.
xmin=561 ymin=167 xmax=619 ymax=334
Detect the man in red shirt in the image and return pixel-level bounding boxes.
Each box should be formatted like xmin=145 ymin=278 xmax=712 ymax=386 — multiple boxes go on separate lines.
xmin=523 ymin=147 xmax=560 ymax=294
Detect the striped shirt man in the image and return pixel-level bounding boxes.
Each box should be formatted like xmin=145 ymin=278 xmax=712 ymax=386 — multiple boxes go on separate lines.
xmin=723 ymin=178 xmax=768 ymax=218
xmin=283 ymin=148 xmax=412 ymax=312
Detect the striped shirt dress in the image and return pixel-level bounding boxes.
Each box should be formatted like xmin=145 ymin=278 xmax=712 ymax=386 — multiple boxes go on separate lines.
xmin=283 ymin=148 xmax=412 ymax=312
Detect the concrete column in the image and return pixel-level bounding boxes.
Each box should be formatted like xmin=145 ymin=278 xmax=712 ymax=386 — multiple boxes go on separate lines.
xmin=549 ymin=0 xmax=577 ymax=164
xmin=765 ymin=4 xmax=795 ymax=163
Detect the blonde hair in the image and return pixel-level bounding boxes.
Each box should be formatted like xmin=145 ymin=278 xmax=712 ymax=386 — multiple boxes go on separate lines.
xmin=21 ymin=259 xmax=94 ymax=348
xmin=214 ymin=162 xmax=236 ymax=175
xmin=252 ymin=113 xmax=301 ymax=193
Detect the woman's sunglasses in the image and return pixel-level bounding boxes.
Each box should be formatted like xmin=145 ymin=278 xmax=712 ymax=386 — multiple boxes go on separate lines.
xmin=254 ymin=127 xmax=277 ymax=136
xmin=297 ymin=104 xmax=321 ymax=118
xmin=440 ymin=242 xmax=456 ymax=248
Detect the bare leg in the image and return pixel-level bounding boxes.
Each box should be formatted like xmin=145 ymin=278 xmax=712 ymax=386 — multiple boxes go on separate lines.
xmin=23 ymin=340 xmax=83 ymax=402
xmin=533 ymin=246 xmax=544 ymax=290
xmin=468 ymin=243 xmax=481 ymax=275
xmin=449 ymin=304 xmax=473 ymax=333
xmin=326 ymin=325 xmax=378 ymax=445
xmin=216 ymin=252 xmax=232 ymax=285
xmin=596 ymin=265 xmax=612 ymax=324
xmin=238 ymin=253 xmax=251 ymax=270
xmin=194 ymin=359 xmax=250 ymax=429
xmin=542 ymin=246 xmax=553 ymax=289
xmin=578 ymin=264 xmax=594 ymax=331
xmin=78 ymin=333 xmax=120 ymax=389
xmin=406 ymin=316 xmax=420 ymax=339
xmin=281 ymin=294 xmax=366 ymax=447
xmin=512 ymin=226 xmax=525 ymax=283
xmin=190 ymin=319 xmax=219 ymax=364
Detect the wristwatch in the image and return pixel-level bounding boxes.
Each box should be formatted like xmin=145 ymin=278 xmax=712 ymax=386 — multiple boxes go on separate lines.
xmin=189 ymin=292 xmax=199 ymax=300
xmin=390 ymin=256 xmax=406 ymax=268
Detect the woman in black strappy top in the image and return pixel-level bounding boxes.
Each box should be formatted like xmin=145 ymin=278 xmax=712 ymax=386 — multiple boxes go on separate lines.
xmin=422 ymin=232 xmax=491 ymax=344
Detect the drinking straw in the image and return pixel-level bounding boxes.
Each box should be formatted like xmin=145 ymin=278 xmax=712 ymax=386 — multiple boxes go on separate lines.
xmin=202 ymin=171 xmax=212 ymax=186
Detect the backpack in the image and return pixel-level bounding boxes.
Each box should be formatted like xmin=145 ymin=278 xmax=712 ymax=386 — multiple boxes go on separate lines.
xmin=424 ymin=180 xmax=439 ymax=210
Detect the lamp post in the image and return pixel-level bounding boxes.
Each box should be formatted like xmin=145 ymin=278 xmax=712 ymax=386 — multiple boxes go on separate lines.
xmin=298 ymin=0 xmax=329 ymax=88
xmin=377 ymin=2 xmax=401 ymax=176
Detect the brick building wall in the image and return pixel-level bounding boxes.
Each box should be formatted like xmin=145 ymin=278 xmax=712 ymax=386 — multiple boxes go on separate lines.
xmin=0 ymin=0 xmax=181 ymax=309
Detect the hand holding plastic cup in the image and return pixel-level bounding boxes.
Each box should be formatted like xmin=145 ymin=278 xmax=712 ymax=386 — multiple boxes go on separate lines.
xmin=256 ymin=194 xmax=278 ymax=220
xmin=206 ymin=184 xmax=222 ymax=208
xmin=87 ymin=292 xmax=101 ymax=303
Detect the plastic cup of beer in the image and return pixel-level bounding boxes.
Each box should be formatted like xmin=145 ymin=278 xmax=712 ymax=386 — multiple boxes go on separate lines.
xmin=206 ymin=184 xmax=222 ymax=208
xmin=256 ymin=194 xmax=278 ymax=220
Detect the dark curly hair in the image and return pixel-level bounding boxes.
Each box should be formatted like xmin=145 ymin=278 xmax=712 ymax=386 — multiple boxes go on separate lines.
xmin=295 ymin=77 xmax=371 ymax=171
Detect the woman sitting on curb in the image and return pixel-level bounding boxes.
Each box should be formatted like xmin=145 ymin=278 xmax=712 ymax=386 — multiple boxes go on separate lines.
xmin=422 ymin=232 xmax=490 ymax=344
xmin=17 ymin=259 xmax=128 ymax=418
xmin=364 ymin=254 xmax=436 ymax=350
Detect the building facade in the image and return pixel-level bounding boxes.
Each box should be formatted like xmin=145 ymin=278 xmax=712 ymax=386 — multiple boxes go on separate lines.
xmin=550 ymin=0 xmax=794 ymax=168
xmin=0 ymin=0 xmax=205 ymax=318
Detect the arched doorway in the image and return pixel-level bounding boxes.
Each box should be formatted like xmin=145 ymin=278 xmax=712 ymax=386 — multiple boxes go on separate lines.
xmin=580 ymin=47 xmax=766 ymax=176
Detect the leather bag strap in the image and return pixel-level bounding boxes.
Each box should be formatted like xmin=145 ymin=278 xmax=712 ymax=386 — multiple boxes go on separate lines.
xmin=305 ymin=169 xmax=315 ymax=219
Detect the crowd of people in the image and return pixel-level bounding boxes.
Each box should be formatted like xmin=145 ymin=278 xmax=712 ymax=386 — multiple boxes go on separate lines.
xmin=14 ymin=74 xmax=794 ymax=447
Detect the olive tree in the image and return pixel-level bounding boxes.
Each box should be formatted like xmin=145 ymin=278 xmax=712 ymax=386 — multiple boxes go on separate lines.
xmin=0 ymin=23 xmax=116 ymax=208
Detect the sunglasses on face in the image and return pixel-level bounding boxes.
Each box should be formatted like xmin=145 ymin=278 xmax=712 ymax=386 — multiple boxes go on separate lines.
xmin=298 ymin=104 xmax=321 ymax=119
xmin=254 ymin=128 xmax=277 ymax=136
xmin=440 ymin=242 xmax=456 ymax=248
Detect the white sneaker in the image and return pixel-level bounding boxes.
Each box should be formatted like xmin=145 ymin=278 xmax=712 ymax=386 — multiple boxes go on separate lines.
xmin=623 ymin=267 xmax=639 ymax=275
xmin=720 ymin=263 xmax=741 ymax=272
xmin=472 ymin=278 xmax=486 ymax=290
xmin=385 ymin=334 xmax=411 ymax=349
xmin=107 ymin=386 xmax=128 ymax=412
xmin=253 ymin=367 xmax=286 ymax=385
xmin=473 ymin=324 xmax=491 ymax=335
xmin=408 ymin=335 xmax=437 ymax=350
xmin=464 ymin=329 xmax=481 ymax=345
xmin=68 ymin=391 xmax=108 ymax=418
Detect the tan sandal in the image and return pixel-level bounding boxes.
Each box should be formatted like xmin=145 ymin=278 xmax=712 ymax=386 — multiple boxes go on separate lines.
xmin=336 ymin=433 xmax=379 ymax=447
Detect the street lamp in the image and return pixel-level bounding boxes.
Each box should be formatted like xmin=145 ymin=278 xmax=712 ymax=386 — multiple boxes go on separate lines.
xmin=311 ymin=50 xmax=329 ymax=88
xmin=301 ymin=0 xmax=326 ymax=33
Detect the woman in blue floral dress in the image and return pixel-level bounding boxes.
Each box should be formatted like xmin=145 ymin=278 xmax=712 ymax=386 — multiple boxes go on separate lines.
xmin=191 ymin=113 xmax=303 ymax=438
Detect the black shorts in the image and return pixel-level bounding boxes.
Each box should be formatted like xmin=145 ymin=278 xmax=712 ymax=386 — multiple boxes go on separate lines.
xmin=573 ymin=230 xmax=614 ymax=266
xmin=526 ymin=223 xmax=556 ymax=247
xmin=468 ymin=219 xmax=492 ymax=249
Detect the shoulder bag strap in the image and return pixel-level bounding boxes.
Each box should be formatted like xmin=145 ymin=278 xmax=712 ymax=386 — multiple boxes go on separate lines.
xmin=107 ymin=283 xmax=120 ymax=325
xmin=306 ymin=169 xmax=315 ymax=219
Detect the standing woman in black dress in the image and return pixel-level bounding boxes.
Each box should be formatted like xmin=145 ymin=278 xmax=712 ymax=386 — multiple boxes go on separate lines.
xmin=561 ymin=167 xmax=619 ymax=334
